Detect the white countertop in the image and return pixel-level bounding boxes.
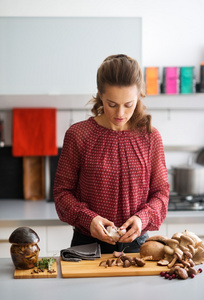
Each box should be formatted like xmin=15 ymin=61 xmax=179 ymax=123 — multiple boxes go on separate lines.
xmin=0 ymin=199 xmax=64 ymax=226
xmin=0 ymin=257 xmax=204 ymax=300
xmin=0 ymin=199 xmax=204 ymax=227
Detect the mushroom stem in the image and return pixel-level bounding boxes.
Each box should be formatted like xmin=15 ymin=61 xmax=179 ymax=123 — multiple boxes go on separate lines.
xmin=168 ymin=255 xmax=177 ymax=268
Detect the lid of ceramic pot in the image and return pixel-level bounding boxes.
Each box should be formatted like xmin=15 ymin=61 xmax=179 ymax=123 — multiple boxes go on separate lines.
xmin=9 ymin=227 xmax=40 ymax=245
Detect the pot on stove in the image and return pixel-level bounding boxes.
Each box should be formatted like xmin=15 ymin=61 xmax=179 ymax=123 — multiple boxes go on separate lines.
xmin=172 ymin=162 xmax=204 ymax=196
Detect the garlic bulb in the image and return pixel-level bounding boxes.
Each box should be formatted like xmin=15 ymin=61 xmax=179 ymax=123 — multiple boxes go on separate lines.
xmin=106 ymin=226 xmax=126 ymax=242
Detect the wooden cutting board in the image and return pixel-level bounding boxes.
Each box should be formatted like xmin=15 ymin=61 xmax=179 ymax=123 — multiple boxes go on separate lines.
xmin=60 ymin=253 xmax=169 ymax=278
xmin=14 ymin=259 xmax=57 ymax=279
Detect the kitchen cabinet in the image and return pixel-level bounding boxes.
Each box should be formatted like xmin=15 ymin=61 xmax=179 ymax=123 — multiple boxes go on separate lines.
xmin=148 ymin=223 xmax=167 ymax=237
xmin=46 ymin=225 xmax=73 ymax=256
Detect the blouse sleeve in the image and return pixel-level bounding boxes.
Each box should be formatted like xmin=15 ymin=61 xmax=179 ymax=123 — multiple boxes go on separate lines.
xmin=53 ymin=127 xmax=98 ymax=234
xmin=136 ymin=129 xmax=170 ymax=232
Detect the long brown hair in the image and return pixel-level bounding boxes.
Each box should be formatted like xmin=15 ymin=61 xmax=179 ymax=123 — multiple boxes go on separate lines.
xmin=90 ymin=54 xmax=152 ymax=132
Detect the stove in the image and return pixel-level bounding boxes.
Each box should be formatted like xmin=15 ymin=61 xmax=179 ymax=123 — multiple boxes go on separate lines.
xmin=168 ymin=193 xmax=204 ymax=211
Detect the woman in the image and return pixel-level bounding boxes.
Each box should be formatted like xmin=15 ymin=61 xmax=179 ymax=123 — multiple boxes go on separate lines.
xmin=54 ymin=54 xmax=170 ymax=253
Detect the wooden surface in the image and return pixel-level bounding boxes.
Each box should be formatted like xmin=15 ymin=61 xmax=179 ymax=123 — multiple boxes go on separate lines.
xmin=60 ymin=253 xmax=169 ymax=278
xmin=14 ymin=259 xmax=57 ymax=279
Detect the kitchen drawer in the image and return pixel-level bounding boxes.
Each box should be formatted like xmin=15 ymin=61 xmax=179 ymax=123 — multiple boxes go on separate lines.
xmin=47 ymin=225 xmax=73 ymax=256
xmin=167 ymin=224 xmax=204 ymax=240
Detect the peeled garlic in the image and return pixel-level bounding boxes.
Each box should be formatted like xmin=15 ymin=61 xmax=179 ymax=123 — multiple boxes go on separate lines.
xmin=106 ymin=226 xmax=126 ymax=242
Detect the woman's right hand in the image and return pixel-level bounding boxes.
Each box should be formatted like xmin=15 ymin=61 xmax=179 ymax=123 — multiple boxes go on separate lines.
xmin=90 ymin=216 xmax=116 ymax=245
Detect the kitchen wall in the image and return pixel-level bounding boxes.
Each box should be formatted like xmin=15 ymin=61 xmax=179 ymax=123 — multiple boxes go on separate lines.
xmin=1 ymin=0 xmax=204 ymax=184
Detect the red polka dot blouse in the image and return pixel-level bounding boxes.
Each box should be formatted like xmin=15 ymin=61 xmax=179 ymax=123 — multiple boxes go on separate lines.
xmin=54 ymin=117 xmax=170 ymax=236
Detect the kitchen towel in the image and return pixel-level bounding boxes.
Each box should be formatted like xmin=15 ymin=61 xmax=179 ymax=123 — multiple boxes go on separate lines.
xmin=12 ymin=108 xmax=57 ymax=156
xmin=61 ymin=243 xmax=101 ymax=262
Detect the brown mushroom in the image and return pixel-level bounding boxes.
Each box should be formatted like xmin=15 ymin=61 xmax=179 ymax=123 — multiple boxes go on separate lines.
xmin=188 ymin=245 xmax=196 ymax=256
xmin=187 ymin=267 xmax=198 ymax=277
xmin=145 ymin=235 xmax=168 ymax=244
xmin=177 ymin=267 xmax=188 ymax=279
xmin=165 ymin=239 xmax=179 ymax=249
xmin=164 ymin=245 xmax=174 ymax=255
xmin=168 ymin=254 xmax=178 ymax=268
xmin=116 ymin=257 xmax=123 ymax=266
xmin=123 ymin=260 xmax=131 ymax=268
xmin=140 ymin=241 xmax=165 ymax=260
xmin=157 ymin=259 xmax=169 ymax=266
xmin=183 ymin=250 xmax=193 ymax=260
xmin=99 ymin=260 xmax=107 ymax=267
xmin=167 ymin=248 xmax=183 ymax=268
xmin=134 ymin=257 xmax=146 ymax=267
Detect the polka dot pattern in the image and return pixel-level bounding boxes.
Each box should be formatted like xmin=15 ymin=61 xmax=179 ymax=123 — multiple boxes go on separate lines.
xmin=54 ymin=117 xmax=170 ymax=236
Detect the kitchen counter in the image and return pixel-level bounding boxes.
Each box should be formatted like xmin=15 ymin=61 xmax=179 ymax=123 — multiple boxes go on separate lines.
xmin=1 ymin=199 xmax=204 ymax=227
xmin=0 ymin=257 xmax=204 ymax=300
xmin=0 ymin=199 xmax=64 ymax=226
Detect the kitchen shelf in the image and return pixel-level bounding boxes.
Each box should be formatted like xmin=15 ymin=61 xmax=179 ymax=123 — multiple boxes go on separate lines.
xmin=0 ymin=93 xmax=204 ymax=112
xmin=144 ymin=93 xmax=204 ymax=110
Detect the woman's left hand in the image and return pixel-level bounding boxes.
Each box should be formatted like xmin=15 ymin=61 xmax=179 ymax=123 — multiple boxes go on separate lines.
xmin=118 ymin=216 xmax=142 ymax=243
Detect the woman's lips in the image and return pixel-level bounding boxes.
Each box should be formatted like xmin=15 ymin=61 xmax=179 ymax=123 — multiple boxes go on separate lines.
xmin=114 ymin=118 xmax=125 ymax=122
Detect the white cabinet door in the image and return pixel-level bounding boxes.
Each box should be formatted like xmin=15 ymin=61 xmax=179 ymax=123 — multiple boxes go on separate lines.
xmin=148 ymin=224 xmax=167 ymax=237
xmin=47 ymin=225 xmax=73 ymax=256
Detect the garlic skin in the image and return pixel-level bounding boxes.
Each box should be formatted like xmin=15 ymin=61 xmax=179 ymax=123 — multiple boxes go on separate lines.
xmin=106 ymin=226 xmax=126 ymax=242
xmin=118 ymin=228 xmax=126 ymax=236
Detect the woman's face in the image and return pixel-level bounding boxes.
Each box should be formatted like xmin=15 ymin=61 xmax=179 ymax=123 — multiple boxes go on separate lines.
xmin=100 ymin=84 xmax=138 ymax=131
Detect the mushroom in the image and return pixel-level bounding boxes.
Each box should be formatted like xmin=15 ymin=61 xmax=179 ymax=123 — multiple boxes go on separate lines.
xmin=188 ymin=245 xmax=196 ymax=256
xmin=187 ymin=267 xmax=198 ymax=277
xmin=171 ymin=232 xmax=182 ymax=241
xmin=134 ymin=257 xmax=146 ymax=267
xmin=145 ymin=235 xmax=168 ymax=244
xmin=157 ymin=259 xmax=169 ymax=266
xmin=140 ymin=241 xmax=165 ymax=261
xmin=179 ymin=235 xmax=195 ymax=248
xmin=164 ymin=245 xmax=174 ymax=255
xmin=177 ymin=267 xmax=188 ymax=279
xmin=167 ymin=248 xmax=183 ymax=268
xmin=192 ymin=246 xmax=204 ymax=265
xmin=183 ymin=230 xmax=202 ymax=245
xmin=165 ymin=238 xmax=179 ymax=250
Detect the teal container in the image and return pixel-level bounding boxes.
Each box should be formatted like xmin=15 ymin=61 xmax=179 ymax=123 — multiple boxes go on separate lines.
xmin=180 ymin=67 xmax=196 ymax=94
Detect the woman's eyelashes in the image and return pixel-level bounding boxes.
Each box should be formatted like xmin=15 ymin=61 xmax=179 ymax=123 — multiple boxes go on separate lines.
xmin=107 ymin=102 xmax=133 ymax=108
